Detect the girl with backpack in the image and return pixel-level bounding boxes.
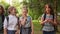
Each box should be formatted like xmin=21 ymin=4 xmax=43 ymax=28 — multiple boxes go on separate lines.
xmin=0 ymin=5 xmax=5 ymax=34
xmin=40 ymin=4 xmax=57 ymax=34
xmin=3 ymin=6 xmax=19 ymax=34
xmin=19 ymin=5 xmax=34 ymax=34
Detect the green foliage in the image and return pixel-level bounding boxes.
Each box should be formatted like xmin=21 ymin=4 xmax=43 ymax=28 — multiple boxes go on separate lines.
xmin=0 ymin=1 xmax=10 ymax=16
xmin=0 ymin=0 xmax=59 ymax=20
xmin=28 ymin=0 xmax=45 ymax=20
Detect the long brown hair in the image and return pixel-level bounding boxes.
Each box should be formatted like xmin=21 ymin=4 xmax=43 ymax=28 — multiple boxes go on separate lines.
xmin=44 ymin=4 xmax=54 ymax=15
xmin=0 ymin=5 xmax=5 ymax=15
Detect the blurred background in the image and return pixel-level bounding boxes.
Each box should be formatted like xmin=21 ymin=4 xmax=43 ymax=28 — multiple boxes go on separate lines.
xmin=0 ymin=0 xmax=60 ymax=34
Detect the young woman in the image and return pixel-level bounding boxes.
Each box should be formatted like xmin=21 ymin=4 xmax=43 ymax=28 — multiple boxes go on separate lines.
xmin=19 ymin=5 xmax=34 ymax=34
xmin=40 ymin=4 xmax=57 ymax=34
xmin=0 ymin=5 xmax=5 ymax=34
xmin=4 ymin=6 xmax=19 ymax=34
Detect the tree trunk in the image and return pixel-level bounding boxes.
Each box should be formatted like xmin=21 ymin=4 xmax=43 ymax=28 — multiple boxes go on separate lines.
xmin=54 ymin=0 xmax=57 ymax=20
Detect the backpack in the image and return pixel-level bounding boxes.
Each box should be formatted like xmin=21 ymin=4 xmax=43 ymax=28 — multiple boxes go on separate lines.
xmin=41 ymin=14 xmax=57 ymax=31
xmin=0 ymin=15 xmax=5 ymax=31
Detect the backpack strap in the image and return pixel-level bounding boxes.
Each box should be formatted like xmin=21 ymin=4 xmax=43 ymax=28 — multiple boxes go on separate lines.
xmin=40 ymin=14 xmax=46 ymax=30
xmin=17 ymin=17 xmax=20 ymax=29
xmin=6 ymin=16 xmax=9 ymax=28
xmin=2 ymin=15 xmax=5 ymax=23
xmin=6 ymin=16 xmax=9 ymax=22
xmin=41 ymin=13 xmax=47 ymax=30
xmin=44 ymin=14 xmax=46 ymax=21
xmin=0 ymin=15 xmax=5 ymax=31
xmin=53 ymin=14 xmax=54 ymax=21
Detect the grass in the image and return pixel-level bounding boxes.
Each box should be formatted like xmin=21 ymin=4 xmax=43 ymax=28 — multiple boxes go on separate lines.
xmin=33 ymin=20 xmax=60 ymax=34
xmin=33 ymin=20 xmax=42 ymax=34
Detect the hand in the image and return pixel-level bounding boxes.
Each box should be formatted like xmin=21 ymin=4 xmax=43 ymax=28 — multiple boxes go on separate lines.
xmin=31 ymin=31 xmax=34 ymax=34
xmin=4 ymin=32 xmax=7 ymax=34
xmin=48 ymin=19 xmax=53 ymax=22
xmin=42 ymin=19 xmax=48 ymax=24
xmin=4 ymin=29 xmax=7 ymax=34
xmin=45 ymin=19 xmax=49 ymax=22
xmin=20 ymin=18 xmax=26 ymax=25
xmin=15 ymin=31 xmax=19 ymax=34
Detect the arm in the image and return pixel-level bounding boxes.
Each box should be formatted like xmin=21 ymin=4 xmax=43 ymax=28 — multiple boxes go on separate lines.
xmin=40 ymin=17 xmax=48 ymax=25
xmin=15 ymin=20 xmax=20 ymax=34
xmin=31 ymin=18 xmax=34 ymax=34
xmin=3 ymin=18 xmax=8 ymax=34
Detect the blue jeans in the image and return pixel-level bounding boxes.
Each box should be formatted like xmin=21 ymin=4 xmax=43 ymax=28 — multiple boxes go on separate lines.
xmin=7 ymin=30 xmax=16 ymax=34
xmin=43 ymin=31 xmax=56 ymax=34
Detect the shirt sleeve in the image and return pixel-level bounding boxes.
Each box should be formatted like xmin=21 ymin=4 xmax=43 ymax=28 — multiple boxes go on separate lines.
xmin=41 ymin=14 xmax=44 ymax=18
xmin=3 ymin=17 xmax=8 ymax=29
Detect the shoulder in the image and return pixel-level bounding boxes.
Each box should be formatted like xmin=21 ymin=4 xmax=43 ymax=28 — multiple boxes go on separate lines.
xmin=41 ymin=14 xmax=45 ymax=17
xmin=27 ymin=16 xmax=32 ymax=19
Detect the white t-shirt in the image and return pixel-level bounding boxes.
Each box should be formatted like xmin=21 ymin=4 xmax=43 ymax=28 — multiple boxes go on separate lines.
xmin=3 ymin=15 xmax=18 ymax=30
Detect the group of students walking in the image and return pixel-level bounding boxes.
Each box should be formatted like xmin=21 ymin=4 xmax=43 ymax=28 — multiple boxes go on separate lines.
xmin=0 ymin=3 xmax=57 ymax=34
